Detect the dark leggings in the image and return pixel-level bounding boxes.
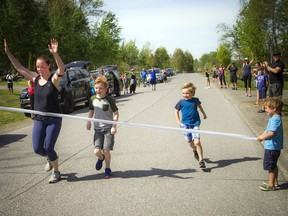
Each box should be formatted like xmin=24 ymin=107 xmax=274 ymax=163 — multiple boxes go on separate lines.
xmin=219 ymin=75 xmax=226 ymax=86
xmin=32 ymin=117 xmax=62 ymax=161
xmin=243 ymin=75 xmax=252 ymax=88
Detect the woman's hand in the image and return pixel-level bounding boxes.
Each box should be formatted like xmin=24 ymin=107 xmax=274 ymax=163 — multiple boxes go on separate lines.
xmin=48 ymin=39 xmax=59 ymax=54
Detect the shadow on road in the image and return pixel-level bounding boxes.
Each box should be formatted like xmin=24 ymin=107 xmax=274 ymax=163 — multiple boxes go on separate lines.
xmin=62 ymin=168 xmax=196 ymax=182
xmin=0 ymin=134 xmax=27 ymax=148
xmin=204 ymin=157 xmax=261 ymax=172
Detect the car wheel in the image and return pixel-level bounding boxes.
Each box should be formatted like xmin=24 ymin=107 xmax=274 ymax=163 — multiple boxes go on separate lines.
xmin=62 ymin=92 xmax=74 ymax=114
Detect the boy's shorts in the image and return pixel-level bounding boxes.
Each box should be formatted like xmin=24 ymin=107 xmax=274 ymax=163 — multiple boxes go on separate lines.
xmin=259 ymin=90 xmax=267 ymax=100
xmin=93 ymin=127 xmax=114 ymax=150
xmin=263 ymin=149 xmax=281 ymax=171
xmin=180 ymin=124 xmax=200 ymax=142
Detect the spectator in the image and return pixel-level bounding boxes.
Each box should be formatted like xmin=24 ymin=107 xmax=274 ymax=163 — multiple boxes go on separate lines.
xmin=122 ymin=73 xmax=129 ymax=94
xmin=211 ymin=64 xmax=218 ymax=82
xmin=205 ymin=68 xmax=210 ymax=89
xmin=129 ymin=69 xmax=137 ymax=94
xmin=264 ymin=51 xmax=285 ymax=99
xmin=257 ymin=98 xmax=283 ymax=191
xmin=150 ymin=67 xmax=157 ymax=91
xmin=218 ymin=64 xmax=227 ymax=88
xmin=239 ymin=52 xmax=254 ymax=97
xmin=256 ymin=67 xmax=269 ymax=113
xmin=27 ymin=80 xmax=35 ymax=119
xmin=253 ymin=62 xmax=261 ymax=106
xmin=6 ymin=71 xmax=14 ymax=95
xmin=140 ymin=68 xmax=147 ymax=87
xmin=227 ymin=62 xmax=238 ymax=90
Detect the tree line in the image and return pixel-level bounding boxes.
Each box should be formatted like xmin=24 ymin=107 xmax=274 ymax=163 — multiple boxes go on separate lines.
xmin=0 ymin=0 xmax=287 ymax=76
xmin=196 ymin=0 xmax=288 ymax=71
xmin=0 ymin=0 xmax=194 ymax=75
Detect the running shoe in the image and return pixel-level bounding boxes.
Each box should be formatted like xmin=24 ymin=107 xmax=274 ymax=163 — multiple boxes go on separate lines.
xmin=45 ymin=159 xmax=52 ymax=172
xmin=48 ymin=171 xmax=61 ymax=183
xmin=262 ymin=181 xmax=280 ymax=189
xmin=105 ymin=168 xmax=112 ymax=179
xmin=95 ymin=154 xmax=105 ymax=170
xmin=260 ymin=183 xmax=276 ymax=191
xmin=199 ymin=160 xmax=206 ymax=169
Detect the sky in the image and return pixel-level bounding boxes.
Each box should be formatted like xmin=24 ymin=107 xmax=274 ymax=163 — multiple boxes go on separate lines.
xmin=101 ymin=0 xmax=240 ymax=59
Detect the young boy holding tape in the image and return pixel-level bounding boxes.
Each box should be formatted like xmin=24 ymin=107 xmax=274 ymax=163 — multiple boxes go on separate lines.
xmin=86 ymin=76 xmax=119 ymax=178
xmin=175 ymin=82 xmax=207 ymax=169
xmin=257 ymin=98 xmax=283 ymax=191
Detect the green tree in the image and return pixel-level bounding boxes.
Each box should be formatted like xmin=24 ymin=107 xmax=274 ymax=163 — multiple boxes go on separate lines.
xmin=217 ymin=43 xmax=232 ymax=66
xmin=154 ymin=47 xmax=170 ymax=69
xmin=89 ymin=11 xmax=122 ymax=66
xmin=139 ymin=42 xmax=153 ymax=69
xmin=183 ymin=51 xmax=194 ymax=73
xmin=121 ymin=39 xmax=139 ymax=69
xmin=172 ymin=48 xmax=185 ymax=72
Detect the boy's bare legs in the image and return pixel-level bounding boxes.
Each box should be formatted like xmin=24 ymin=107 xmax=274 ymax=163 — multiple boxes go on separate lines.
xmin=194 ymin=139 xmax=204 ymax=161
xmin=268 ymin=170 xmax=277 ymax=187
xmin=94 ymin=148 xmax=104 ymax=160
xmin=104 ymin=149 xmax=111 ymax=168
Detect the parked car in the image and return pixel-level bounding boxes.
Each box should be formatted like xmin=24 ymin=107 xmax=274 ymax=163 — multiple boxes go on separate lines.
xmin=89 ymin=65 xmax=123 ymax=96
xmin=20 ymin=62 xmax=91 ymax=115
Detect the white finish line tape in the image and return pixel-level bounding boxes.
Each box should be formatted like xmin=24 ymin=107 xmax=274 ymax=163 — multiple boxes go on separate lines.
xmin=0 ymin=106 xmax=257 ymax=141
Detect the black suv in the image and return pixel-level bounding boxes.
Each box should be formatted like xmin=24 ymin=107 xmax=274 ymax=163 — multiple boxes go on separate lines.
xmin=89 ymin=65 xmax=123 ymax=96
xmin=20 ymin=61 xmax=91 ymax=115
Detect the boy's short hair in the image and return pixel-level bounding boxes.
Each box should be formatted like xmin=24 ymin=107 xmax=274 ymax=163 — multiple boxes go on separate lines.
xmin=264 ymin=98 xmax=283 ymax=113
xmin=182 ymin=82 xmax=196 ymax=95
xmin=94 ymin=76 xmax=108 ymax=88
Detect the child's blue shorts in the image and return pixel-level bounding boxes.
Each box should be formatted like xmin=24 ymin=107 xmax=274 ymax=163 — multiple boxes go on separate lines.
xmin=180 ymin=124 xmax=200 ymax=142
xmin=263 ymin=149 xmax=281 ymax=171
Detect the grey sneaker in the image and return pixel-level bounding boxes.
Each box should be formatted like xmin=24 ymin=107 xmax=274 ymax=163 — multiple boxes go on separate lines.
xmin=48 ymin=171 xmax=61 ymax=183
xmin=262 ymin=181 xmax=280 ymax=189
xmin=45 ymin=160 xmax=52 ymax=172
xmin=260 ymin=183 xmax=275 ymax=191
xmin=199 ymin=160 xmax=206 ymax=169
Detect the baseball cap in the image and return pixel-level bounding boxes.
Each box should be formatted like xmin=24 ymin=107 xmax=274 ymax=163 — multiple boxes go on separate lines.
xmin=273 ymin=51 xmax=281 ymax=56
xmin=244 ymin=57 xmax=248 ymax=61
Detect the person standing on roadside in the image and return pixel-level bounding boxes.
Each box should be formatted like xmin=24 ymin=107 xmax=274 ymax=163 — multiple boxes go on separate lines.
xmin=205 ymin=68 xmax=210 ymax=89
xmin=239 ymin=52 xmax=254 ymax=97
xmin=264 ymin=51 xmax=285 ymax=99
xmin=218 ymin=64 xmax=227 ymax=88
xmin=227 ymin=62 xmax=238 ymax=90
xmin=211 ymin=64 xmax=218 ymax=82
xmin=6 ymin=71 xmax=14 ymax=95
xmin=129 ymin=69 xmax=137 ymax=94
xmin=140 ymin=68 xmax=147 ymax=87
xmin=150 ymin=67 xmax=157 ymax=91
xmin=4 ymin=39 xmax=65 ymax=183
xmin=257 ymin=98 xmax=283 ymax=191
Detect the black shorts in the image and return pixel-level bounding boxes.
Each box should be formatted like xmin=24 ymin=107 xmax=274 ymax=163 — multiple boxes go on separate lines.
xmin=263 ymin=149 xmax=280 ymax=171
xmin=269 ymin=83 xmax=283 ymax=97
xmin=230 ymin=74 xmax=237 ymax=83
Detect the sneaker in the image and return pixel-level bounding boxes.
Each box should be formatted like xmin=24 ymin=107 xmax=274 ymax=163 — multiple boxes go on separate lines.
xmin=199 ymin=160 xmax=206 ymax=169
xmin=95 ymin=154 xmax=105 ymax=170
xmin=105 ymin=168 xmax=112 ymax=179
xmin=45 ymin=159 xmax=52 ymax=172
xmin=193 ymin=150 xmax=199 ymax=161
xmin=262 ymin=181 xmax=280 ymax=189
xmin=260 ymin=183 xmax=276 ymax=191
xmin=257 ymin=109 xmax=265 ymax=113
xmin=48 ymin=171 xmax=61 ymax=183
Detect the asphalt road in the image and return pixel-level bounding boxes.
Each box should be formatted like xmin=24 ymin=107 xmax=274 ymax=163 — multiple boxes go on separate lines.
xmin=0 ymin=73 xmax=287 ymax=216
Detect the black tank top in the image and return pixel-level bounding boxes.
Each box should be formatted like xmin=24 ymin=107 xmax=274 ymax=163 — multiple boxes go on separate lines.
xmin=34 ymin=74 xmax=62 ymax=114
